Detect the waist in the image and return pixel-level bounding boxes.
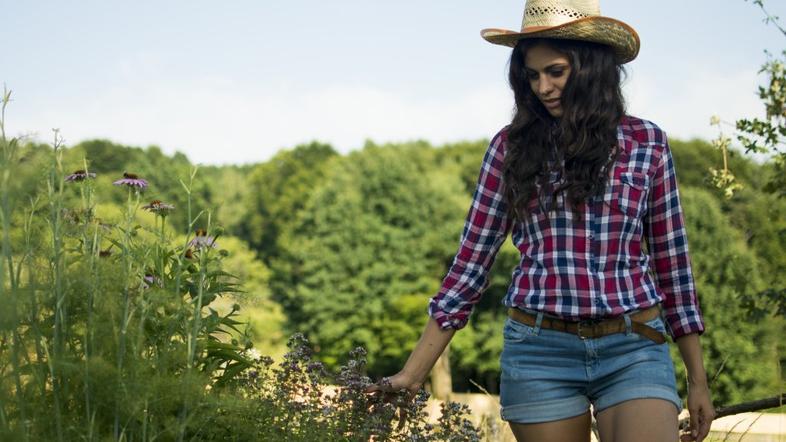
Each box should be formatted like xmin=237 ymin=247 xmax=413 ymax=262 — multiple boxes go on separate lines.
xmin=508 ymin=304 xmax=665 ymax=343
xmin=504 ymin=288 xmax=664 ymax=321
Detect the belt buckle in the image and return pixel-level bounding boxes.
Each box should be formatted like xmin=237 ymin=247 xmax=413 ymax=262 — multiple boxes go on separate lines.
xmin=576 ymin=319 xmax=597 ymax=340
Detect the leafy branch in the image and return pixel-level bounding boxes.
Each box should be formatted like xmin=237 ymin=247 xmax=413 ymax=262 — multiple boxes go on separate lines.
xmin=711 ymin=1 xmax=786 ymax=199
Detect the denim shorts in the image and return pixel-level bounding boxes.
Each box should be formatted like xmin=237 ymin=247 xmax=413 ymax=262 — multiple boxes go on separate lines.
xmin=499 ymin=309 xmax=682 ymax=424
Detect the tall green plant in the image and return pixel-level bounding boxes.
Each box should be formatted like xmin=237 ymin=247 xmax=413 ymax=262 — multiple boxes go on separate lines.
xmin=0 ymin=99 xmax=253 ymax=439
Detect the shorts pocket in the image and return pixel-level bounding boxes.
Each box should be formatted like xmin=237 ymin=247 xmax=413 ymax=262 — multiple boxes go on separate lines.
xmin=612 ymin=172 xmax=649 ymax=218
xmin=634 ymin=315 xmax=667 ymax=342
xmin=503 ymin=316 xmax=538 ymax=344
xmin=643 ymin=315 xmax=666 ymax=332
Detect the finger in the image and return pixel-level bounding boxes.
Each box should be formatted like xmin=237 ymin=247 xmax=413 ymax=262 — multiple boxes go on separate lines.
xmin=397 ymin=408 xmax=407 ymax=430
xmin=689 ymin=409 xmax=699 ymax=440
xmin=698 ymin=410 xmax=713 ymax=441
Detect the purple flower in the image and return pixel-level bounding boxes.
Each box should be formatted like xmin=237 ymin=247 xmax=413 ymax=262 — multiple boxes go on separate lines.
xmin=141 ymin=199 xmax=175 ymax=216
xmin=64 ymin=169 xmax=96 ymax=182
xmin=188 ymin=228 xmax=217 ymax=249
xmin=113 ymin=172 xmax=148 ymax=190
xmin=141 ymin=273 xmax=161 ymax=289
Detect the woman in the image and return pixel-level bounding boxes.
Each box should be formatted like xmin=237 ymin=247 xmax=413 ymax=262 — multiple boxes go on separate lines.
xmin=367 ymin=1 xmax=715 ymax=441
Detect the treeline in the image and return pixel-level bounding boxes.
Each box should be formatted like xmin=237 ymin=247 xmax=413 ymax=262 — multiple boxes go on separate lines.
xmin=10 ymin=132 xmax=786 ymax=407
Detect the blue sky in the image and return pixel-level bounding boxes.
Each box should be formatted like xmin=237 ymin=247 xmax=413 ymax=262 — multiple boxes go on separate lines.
xmin=3 ymin=0 xmax=785 ymax=165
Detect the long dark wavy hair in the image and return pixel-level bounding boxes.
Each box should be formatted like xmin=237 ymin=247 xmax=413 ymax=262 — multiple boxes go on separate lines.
xmin=503 ymin=37 xmax=627 ymax=224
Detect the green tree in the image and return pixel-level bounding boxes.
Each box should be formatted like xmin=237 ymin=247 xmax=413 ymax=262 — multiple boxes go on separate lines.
xmin=238 ymin=141 xmax=338 ymax=265
xmin=280 ymin=142 xmax=467 ymax=375
xmin=674 ymin=186 xmax=783 ymax=405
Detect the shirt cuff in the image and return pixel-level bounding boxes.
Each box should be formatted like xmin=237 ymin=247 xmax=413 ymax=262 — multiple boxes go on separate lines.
xmin=428 ymin=298 xmax=471 ymax=330
xmin=664 ymin=308 xmax=705 ymax=339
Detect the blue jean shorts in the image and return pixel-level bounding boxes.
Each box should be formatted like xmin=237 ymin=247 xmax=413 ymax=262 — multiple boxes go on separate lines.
xmin=499 ymin=309 xmax=682 ymax=424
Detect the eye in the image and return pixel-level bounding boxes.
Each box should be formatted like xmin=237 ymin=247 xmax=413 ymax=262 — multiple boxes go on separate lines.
xmin=549 ymin=69 xmax=566 ymax=78
xmin=526 ymin=71 xmax=539 ymax=80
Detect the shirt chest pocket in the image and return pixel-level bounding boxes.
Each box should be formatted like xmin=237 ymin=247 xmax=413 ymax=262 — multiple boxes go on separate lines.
xmin=610 ymin=171 xmax=650 ymax=219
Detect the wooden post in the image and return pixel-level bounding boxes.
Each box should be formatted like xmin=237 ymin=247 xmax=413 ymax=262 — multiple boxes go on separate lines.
xmin=430 ymin=344 xmax=453 ymax=401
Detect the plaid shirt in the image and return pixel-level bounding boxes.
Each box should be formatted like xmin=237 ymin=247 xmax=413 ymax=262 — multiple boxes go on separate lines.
xmin=428 ymin=116 xmax=704 ymax=339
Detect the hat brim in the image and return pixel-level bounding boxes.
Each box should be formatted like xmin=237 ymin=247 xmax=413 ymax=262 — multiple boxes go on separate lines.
xmin=481 ymin=16 xmax=640 ymax=63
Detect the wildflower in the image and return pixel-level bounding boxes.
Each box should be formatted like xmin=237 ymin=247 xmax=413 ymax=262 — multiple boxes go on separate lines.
xmin=141 ymin=273 xmax=161 ymax=289
xmin=113 ymin=172 xmax=148 ymax=189
xmin=245 ymin=348 xmax=262 ymax=361
xmin=61 ymin=208 xmax=82 ymax=224
xmin=64 ymin=169 xmax=96 ymax=182
xmin=188 ymin=228 xmax=217 ymax=249
xmin=141 ymin=199 xmax=175 ymax=216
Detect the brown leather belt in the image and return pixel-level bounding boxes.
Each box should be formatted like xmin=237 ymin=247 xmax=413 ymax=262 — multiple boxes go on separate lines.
xmin=507 ymin=305 xmax=666 ymax=344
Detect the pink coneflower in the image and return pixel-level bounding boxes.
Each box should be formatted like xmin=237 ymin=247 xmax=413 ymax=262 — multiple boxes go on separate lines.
xmin=64 ymin=169 xmax=96 ymax=182
xmin=142 ymin=199 xmax=175 ymax=215
xmin=188 ymin=228 xmax=217 ymax=250
xmin=113 ymin=172 xmax=148 ymax=189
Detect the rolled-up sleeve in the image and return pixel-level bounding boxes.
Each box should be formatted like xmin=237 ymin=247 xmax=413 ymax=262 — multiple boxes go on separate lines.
xmin=428 ymin=129 xmax=512 ymax=330
xmin=645 ymin=137 xmax=705 ymax=339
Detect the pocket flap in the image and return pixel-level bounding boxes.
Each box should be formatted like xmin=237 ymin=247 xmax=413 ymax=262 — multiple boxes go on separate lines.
xmin=619 ymin=171 xmax=650 ymax=190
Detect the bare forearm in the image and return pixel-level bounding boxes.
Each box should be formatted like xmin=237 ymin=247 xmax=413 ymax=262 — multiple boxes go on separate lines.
xmin=676 ymin=333 xmax=708 ymax=385
xmin=401 ymin=317 xmax=456 ymax=384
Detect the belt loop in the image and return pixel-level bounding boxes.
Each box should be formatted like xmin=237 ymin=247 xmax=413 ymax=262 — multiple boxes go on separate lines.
xmin=534 ymin=311 xmax=544 ymax=334
xmin=623 ymin=314 xmax=632 ymax=335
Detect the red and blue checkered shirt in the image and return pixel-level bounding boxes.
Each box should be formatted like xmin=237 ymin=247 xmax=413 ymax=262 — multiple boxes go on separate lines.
xmin=428 ymin=116 xmax=704 ymax=339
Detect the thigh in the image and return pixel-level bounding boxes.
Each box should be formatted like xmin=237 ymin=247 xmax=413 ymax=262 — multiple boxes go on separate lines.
xmin=510 ymin=411 xmax=592 ymax=442
xmin=596 ymin=398 xmax=678 ymax=442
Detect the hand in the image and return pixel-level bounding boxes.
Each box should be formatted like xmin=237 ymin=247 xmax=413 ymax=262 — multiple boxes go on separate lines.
xmin=364 ymin=371 xmax=422 ymax=429
xmin=680 ymin=382 xmax=715 ymax=442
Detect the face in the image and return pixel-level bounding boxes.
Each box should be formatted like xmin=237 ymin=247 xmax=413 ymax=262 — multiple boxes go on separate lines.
xmin=524 ymin=43 xmax=572 ymax=118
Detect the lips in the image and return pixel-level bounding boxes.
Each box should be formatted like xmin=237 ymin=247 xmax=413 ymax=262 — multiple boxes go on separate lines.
xmin=543 ymin=98 xmax=561 ymax=108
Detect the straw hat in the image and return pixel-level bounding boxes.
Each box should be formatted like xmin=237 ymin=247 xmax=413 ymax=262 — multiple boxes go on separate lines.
xmin=481 ymin=0 xmax=640 ymax=63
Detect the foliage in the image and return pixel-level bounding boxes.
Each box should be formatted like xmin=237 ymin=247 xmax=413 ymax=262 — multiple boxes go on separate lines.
xmin=0 ymin=117 xmax=255 ymax=440
xmin=673 ymin=187 xmax=783 ymax=405
xmin=705 ymin=0 xmax=786 ymax=322
xmin=237 ymin=141 xmax=338 ymax=265
xmin=0 ymin=92 xmax=480 ymax=440
xmin=201 ymin=334 xmax=480 ymax=441
xmin=210 ymin=235 xmax=288 ymax=362
xmin=278 ymin=142 xmax=468 ymax=374
xmin=62 ymin=138 xmax=214 ymax=234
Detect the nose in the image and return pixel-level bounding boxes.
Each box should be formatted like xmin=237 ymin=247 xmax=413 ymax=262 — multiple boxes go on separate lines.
xmin=538 ymin=76 xmax=554 ymax=97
